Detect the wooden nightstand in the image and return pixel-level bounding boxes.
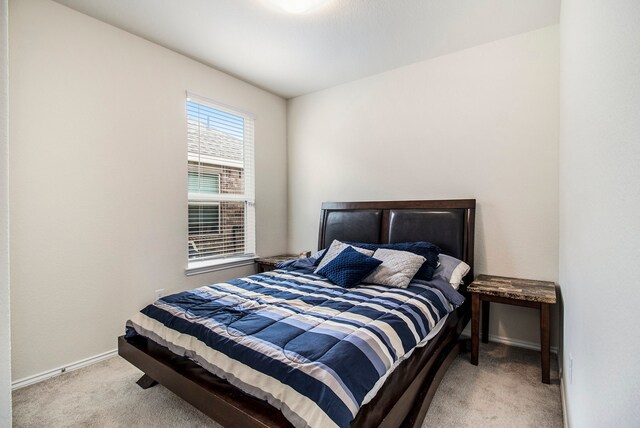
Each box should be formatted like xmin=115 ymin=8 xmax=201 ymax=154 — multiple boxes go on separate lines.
xmin=468 ymin=274 xmax=557 ymax=384
xmin=255 ymin=255 xmax=299 ymax=273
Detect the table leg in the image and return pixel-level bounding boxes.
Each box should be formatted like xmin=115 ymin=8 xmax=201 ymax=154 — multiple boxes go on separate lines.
xmin=471 ymin=293 xmax=480 ymax=365
xmin=482 ymin=301 xmax=490 ymax=343
xmin=540 ymin=303 xmax=550 ymax=384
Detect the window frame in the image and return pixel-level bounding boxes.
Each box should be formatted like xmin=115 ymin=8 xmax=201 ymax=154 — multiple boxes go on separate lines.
xmin=184 ymin=92 xmax=256 ymax=275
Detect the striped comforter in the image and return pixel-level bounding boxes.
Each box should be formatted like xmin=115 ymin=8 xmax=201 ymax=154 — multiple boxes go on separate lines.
xmin=126 ymin=269 xmax=455 ymax=428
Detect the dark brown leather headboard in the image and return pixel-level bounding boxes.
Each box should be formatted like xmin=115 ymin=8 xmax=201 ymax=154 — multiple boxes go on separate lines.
xmin=318 ymin=199 xmax=476 ymax=280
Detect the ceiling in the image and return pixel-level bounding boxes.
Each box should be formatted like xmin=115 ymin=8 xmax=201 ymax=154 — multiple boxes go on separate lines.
xmin=53 ymin=0 xmax=559 ymax=99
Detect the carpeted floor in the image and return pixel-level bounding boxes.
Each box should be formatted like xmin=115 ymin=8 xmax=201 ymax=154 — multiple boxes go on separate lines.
xmin=423 ymin=343 xmax=562 ymax=427
xmin=12 ymin=342 xmax=562 ymax=427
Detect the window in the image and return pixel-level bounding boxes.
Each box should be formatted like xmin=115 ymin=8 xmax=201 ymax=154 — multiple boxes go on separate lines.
xmin=186 ymin=93 xmax=255 ymax=269
xmin=188 ymin=203 xmax=220 ymax=235
xmin=188 ymin=169 xmax=220 ymax=195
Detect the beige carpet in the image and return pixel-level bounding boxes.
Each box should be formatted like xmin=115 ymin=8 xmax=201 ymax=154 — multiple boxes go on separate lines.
xmin=423 ymin=343 xmax=562 ymax=427
xmin=13 ymin=342 xmax=562 ymax=427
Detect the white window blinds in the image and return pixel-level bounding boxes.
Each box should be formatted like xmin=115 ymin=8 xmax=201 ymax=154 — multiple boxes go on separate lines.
xmin=186 ymin=93 xmax=255 ymax=263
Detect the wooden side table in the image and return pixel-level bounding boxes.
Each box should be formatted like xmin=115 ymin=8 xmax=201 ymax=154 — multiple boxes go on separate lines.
xmin=468 ymin=274 xmax=557 ymax=384
xmin=255 ymin=255 xmax=299 ymax=273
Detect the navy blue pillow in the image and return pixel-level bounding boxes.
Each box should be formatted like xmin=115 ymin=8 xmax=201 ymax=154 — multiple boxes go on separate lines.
xmin=347 ymin=241 xmax=441 ymax=281
xmin=316 ymin=246 xmax=382 ymax=288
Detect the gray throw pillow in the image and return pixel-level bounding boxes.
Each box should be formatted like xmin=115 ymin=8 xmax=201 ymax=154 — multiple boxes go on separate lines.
xmin=363 ymin=248 xmax=425 ymax=288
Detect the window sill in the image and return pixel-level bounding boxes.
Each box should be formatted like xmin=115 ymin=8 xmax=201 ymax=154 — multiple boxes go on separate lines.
xmin=185 ymin=256 xmax=258 ymax=276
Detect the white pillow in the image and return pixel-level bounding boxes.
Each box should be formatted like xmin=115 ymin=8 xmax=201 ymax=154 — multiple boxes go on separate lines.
xmin=314 ymin=240 xmax=374 ymax=273
xmin=433 ymin=254 xmax=471 ymax=290
xmin=363 ymin=248 xmax=426 ymax=288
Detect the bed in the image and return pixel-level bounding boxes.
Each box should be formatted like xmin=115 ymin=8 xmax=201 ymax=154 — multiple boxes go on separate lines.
xmin=118 ymin=199 xmax=475 ymax=427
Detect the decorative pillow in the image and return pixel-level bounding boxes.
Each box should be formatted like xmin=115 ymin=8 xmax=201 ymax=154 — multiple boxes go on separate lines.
xmin=433 ymin=254 xmax=471 ymax=290
xmin=363 ymin=248 xmax=426 ymax=288
xmin=316 ymin=246 xmax=382 ymax=288
xmin=314 ymin=240 xmax=374 ymax=273
xmin=347 ymin=241 xmax=440 ymax=281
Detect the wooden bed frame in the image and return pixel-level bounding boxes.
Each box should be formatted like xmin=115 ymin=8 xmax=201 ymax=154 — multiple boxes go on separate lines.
xmin=118 ymin=199 xmax=476 ymax=427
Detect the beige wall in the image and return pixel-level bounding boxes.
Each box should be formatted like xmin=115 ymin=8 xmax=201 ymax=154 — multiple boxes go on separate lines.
xmin=287 ymin=26 xmax=559 ymax=349
xmin=1 ymin=0 xmax=11 ymax=422
xmin=8 ymin=0 xmax=565 ymax=386
xmin=560 ymin=0 xmax=640 ymax=426
xmin=9 ymin=0 xmax=287 ymax=381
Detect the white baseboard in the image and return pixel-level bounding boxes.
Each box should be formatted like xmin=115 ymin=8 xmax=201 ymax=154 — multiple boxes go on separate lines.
xmin=12 ymin=349 xmax=117 ymax=390
xmin=560 ymin=375 xmax=569 ymax=427
xmin=461 ymin=331 xmax=558 ymax=354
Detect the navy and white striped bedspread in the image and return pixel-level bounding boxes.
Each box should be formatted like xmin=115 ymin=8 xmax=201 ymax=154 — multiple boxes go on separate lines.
xmin=126 ymin=269 xmax=455 ymax=428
